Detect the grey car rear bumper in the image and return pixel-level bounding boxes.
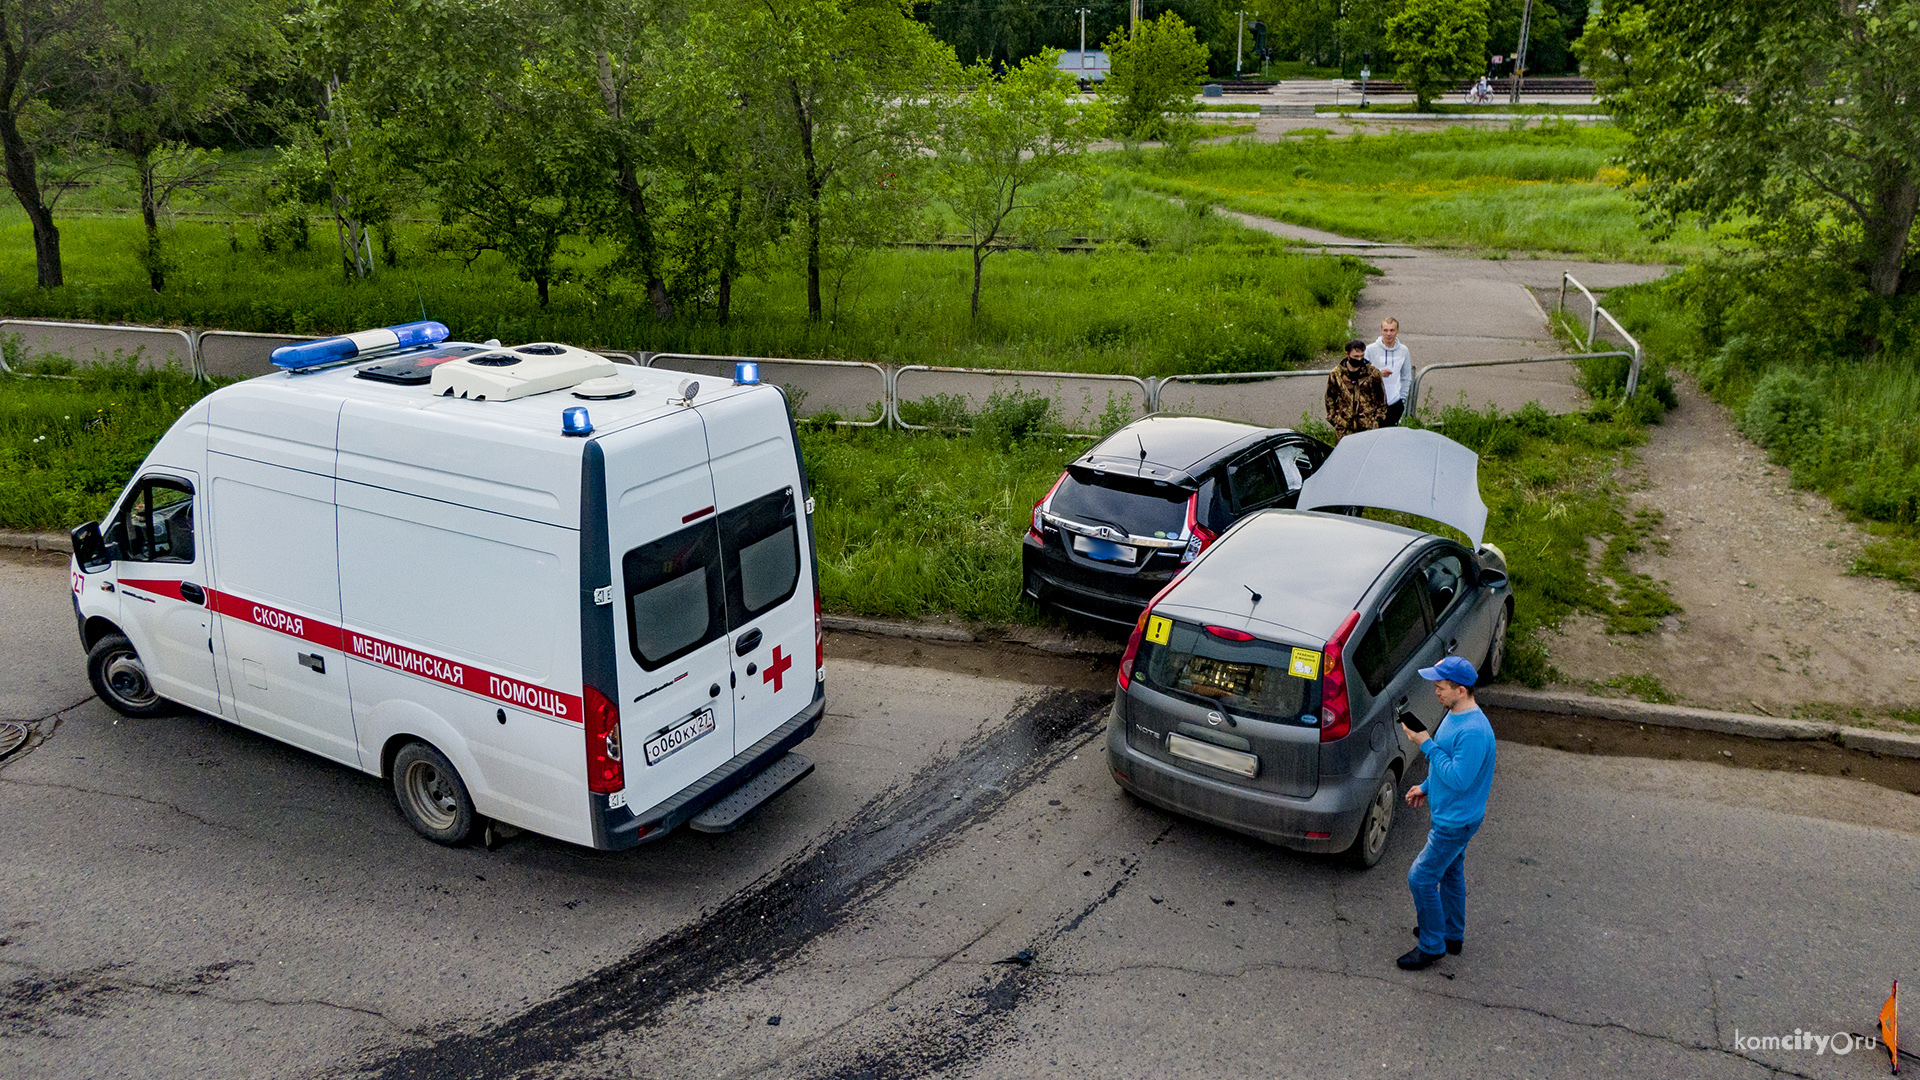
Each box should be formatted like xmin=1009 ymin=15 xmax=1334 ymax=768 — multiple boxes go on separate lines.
xmin=1107 ymin=708 xmax=1386 ymax=854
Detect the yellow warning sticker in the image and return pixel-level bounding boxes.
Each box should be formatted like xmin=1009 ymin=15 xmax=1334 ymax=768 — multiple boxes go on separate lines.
xmin=1289 ymin=647 xmax=1321 ymax=679
xmin=1145 ymin=615 xmax=1172 ymax=645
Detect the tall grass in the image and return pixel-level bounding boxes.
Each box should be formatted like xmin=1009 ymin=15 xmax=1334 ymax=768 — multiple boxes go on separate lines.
xmin=1112 ymin=124 xmax=1721 ymax=259
xmin=0 ymin=185 xmax=1366 ymax=379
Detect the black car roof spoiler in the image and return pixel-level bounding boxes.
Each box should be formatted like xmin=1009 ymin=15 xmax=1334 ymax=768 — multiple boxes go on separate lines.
xmin=1067 ymin=458 xmax=1199 ymax=488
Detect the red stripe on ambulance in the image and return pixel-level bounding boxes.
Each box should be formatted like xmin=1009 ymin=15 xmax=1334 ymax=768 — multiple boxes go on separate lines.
xmin=206 ymin=587 xmax=580 ymax=723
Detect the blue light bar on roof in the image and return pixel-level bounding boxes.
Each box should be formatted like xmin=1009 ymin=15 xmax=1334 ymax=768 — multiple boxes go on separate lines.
xmin=270 ymin=321 xmax=450 ymax=371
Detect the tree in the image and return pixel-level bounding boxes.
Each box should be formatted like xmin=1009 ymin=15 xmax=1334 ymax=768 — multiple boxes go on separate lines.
xmin=1102 ymin=12 xmax=1208 ymax=143
xmin=78 ymin=0 xmax=282 ymax=291
xmin=0 ymin=0 xmax=103 ymax=288
xmin=1385 ymin=0 xmax=1487 ymax=112
xmin=1583 ymin=0 xmax=1920 ymax=300
xmin=749 ymin=0 xmax=950 ymax=321
xmin=937 ymin=51 xmax=1108 ymax=317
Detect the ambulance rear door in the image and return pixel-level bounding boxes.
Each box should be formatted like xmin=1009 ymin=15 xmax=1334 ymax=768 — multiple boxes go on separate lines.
xmin=602 ymin=408 xmax=737 ymax=818
xmin=701 ymin=387 xmax=817 ymax=754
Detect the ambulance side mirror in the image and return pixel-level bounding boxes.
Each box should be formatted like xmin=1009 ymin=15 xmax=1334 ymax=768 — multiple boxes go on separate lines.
xmin=70 ymin=521 xmax=115 ymax=572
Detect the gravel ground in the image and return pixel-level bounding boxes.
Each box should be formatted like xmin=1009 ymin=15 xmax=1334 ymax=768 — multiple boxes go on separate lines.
xmin=1546 ymin=374 xmax=1920 ymax=725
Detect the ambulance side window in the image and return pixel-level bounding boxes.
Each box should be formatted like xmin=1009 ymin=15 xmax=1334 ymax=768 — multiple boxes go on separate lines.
xmin=622 ymin=521 xmax=725 ymax=671
xmin=718 ymin=488 xmax=800 ymax=626
xmin=114 ymin=477 xmax=195 ymax=564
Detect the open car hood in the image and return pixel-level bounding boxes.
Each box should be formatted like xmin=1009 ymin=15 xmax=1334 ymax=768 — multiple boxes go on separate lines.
xmin=1296 ymin=427 xmax=1488 ymax=548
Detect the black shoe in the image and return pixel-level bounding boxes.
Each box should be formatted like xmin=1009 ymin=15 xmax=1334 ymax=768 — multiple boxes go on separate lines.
xmin=1397 ymin=947 xmax=1446 ymax=970
xmin=1412 ymin=929 xmax=1464 ymax=954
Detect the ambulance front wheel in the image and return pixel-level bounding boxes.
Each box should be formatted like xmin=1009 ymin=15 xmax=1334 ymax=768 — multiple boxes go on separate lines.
xmin=393 ymin=741 xmax=476 ymax=845
xmin=87 ymin=633 xmax=171 ymax=718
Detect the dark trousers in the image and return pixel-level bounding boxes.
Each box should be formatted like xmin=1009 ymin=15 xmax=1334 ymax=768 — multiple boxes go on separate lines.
xmin=1385 ymin=400 xmax=1405 ymax=426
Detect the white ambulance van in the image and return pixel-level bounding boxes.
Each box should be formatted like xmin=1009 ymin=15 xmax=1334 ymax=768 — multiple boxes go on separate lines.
xmin=67 ymin=324 xmax=824 ymax=849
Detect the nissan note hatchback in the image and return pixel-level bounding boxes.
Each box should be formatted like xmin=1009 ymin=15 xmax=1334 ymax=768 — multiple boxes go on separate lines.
xmin=1107 ymin=428 xmax=1512 ymax=867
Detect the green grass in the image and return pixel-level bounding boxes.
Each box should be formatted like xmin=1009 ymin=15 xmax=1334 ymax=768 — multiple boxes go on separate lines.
xmin=1316 ymin=103 xmax=1609 ymax=115
xmin=1198 ymin=103 xmax=1262 ymax=114
xmin=0 ymin=359 xmax=215 ymax=532
xmin=0 ymin=184 xmax=1365 ymax=380
xmin=1110 ymin=124 xmax=1721 ymax=260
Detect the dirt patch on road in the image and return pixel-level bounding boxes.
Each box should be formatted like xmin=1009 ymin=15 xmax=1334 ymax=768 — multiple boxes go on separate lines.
xmin=1545 ymin=375 xmax=1920 ymax=727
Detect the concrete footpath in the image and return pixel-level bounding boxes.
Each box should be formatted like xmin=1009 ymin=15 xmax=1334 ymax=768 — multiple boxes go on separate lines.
xmin=1213 ymin=208 xmax=1673 ymax=415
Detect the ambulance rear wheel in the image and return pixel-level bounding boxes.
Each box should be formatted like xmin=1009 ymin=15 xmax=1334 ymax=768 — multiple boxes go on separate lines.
xmin=394 ymin=742 xmax=475 ymax=845
xmin=87 ymin=633 xmax=170 ymax=718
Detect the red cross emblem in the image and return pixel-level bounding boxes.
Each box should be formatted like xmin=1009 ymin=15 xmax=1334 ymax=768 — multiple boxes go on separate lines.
xmin=762 ymin=645 xmax=792 ymax=692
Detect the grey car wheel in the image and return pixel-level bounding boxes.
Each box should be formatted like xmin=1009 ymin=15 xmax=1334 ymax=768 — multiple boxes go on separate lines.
xmin=1344 ymin=774 xmax=1398 ymax=868
xmin=1484 ymin=605 xmax=1510 ymax=681
xmin=394 ymin=742 xmax=475 ymax=845
xmin=87 ymin=633 xmax=171 ymax=718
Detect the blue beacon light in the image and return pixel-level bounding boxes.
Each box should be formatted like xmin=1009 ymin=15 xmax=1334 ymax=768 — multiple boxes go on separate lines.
xmin=270 ymin=320 xmax=450 ymax=371
xmin=561 ymin=407 xmax=594 ymax=437
xmin=734 ymin=361 xmax=760 ymax=385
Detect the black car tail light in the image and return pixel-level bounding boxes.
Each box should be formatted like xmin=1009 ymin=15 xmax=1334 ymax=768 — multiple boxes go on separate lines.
xmin=1030 ymin=471 xmax=1067 ymax=543
xmin=1180 ymin=491 xmax=1216 ymax=563
xmin=1319 ymin=611 xmax=1361 ymax=743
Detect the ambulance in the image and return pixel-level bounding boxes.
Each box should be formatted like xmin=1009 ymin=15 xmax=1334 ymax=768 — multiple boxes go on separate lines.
xmin=67 ymin=322 xmax=824 ymax=849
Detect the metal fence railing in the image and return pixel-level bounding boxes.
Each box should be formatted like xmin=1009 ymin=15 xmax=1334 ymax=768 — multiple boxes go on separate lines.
xmin=1557 ymin=272 xmax=1645 ymax=398
xmin=646 ymin=353 xmax=889 ymax=427
xmin=1152 ymin=368 xmax=1334 ymax=427
xmin=0 ymin=319 xmax=195 ymax=374
xmin=891 ymin=366 xmax=1151 ymax=435
xmin=1406 ymin=352 xmax=1634 ymax=418
xmin=3 ymin=304 xmax=1648 ymax=428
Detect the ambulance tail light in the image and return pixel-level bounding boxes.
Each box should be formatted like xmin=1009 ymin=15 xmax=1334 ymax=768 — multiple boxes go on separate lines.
xmin=584 ymin=686 xmax=624 ymax=794
xmin=1319 ymin=611 xmax=1361 ymax=744
xmin=814 ymin=589 xmax=825 ymax=681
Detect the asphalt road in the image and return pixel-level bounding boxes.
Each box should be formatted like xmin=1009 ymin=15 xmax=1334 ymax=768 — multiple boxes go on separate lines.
xmin=4 ymin=548 xmax=1917 ymax=1080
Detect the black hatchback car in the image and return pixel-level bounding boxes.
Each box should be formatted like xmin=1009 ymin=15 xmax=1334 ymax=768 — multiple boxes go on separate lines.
xmin=1022 ymin=417 xmax=1332 ymax=627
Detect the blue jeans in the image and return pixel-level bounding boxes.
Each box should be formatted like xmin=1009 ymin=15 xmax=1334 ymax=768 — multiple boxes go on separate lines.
xmin=1407 ymin=819 xmax=1481 ymax=956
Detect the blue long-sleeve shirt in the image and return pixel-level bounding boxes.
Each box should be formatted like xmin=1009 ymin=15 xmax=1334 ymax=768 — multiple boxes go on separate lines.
xmin=1420 ymin=705 xmax=1496 ymax=827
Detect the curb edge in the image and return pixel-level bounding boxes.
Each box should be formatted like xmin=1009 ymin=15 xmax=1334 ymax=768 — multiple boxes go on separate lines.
xmin=1478 ymin=686 xmax=1920 ymax=760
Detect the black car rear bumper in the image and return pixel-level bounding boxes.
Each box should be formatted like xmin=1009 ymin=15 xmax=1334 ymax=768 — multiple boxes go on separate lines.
xmin=1022 ymin=534 xmax=1176 ymax=628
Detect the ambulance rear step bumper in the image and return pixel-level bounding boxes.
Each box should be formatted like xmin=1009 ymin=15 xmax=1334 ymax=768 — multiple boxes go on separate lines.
xmin=688 ymin=753 xmax=814 ymax=833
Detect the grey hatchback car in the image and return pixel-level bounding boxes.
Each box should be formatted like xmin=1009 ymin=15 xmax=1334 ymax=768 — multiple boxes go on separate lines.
xmin=1107 ymin=428 xmax=1512 ymax=867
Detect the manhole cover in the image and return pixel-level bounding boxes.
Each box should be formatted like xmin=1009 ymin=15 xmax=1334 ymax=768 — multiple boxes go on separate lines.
xmin=0 ymin=721 xmax=27 ymax=760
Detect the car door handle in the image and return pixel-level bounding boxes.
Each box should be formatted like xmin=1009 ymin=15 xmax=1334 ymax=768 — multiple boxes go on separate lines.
xmin=1393 ymin=695 xmax=1409 ymax=710
xmin=735 ymin=628 xmax=762 ymax=656
xmin=1446 ymin=638 xmax=1458 ymax=654
xmin=179 ymin=582 xmax=205 ymax=605
xmin=298 ymin=652 xmax=326 ymax=674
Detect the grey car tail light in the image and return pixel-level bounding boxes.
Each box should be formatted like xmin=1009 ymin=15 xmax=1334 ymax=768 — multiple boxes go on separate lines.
xmin=1319 ymin=611 xmax=1361 ymax=743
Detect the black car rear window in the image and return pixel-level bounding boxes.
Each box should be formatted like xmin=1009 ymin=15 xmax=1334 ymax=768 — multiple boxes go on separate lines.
xmin=1134 ymin=619 xmax=1319 ymax=723
xmin=1049 ymin=475 xmax=1190 ymax=538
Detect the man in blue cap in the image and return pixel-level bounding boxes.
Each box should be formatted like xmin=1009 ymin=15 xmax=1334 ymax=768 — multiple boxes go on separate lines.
xmin=1396 ymin=654 xmax=1497 ymax=971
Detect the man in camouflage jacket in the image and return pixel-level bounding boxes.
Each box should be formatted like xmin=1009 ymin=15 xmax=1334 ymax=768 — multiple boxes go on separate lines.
xmin=1326 ymin=338 xmax=1388 ymax=438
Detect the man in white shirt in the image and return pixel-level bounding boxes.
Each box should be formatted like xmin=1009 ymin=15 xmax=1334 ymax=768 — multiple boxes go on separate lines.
xmin=1365 ymin=317 xmax=1412 ymax=426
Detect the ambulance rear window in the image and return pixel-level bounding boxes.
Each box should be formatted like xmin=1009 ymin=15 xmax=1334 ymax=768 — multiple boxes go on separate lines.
xmin=719 ymin=488 xmax=801 ymax=624
xmin=622 ymin=521 xmax=725 ymax=671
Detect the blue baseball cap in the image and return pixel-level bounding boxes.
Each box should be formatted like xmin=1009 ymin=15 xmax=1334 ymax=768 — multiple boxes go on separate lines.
xmin=1418 ymin=655 xmax=1479 ymax=687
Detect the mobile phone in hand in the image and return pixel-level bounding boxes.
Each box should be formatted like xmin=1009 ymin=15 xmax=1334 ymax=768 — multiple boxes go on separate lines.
xmin=1398 ymin=711 xmax=1426 ymax=734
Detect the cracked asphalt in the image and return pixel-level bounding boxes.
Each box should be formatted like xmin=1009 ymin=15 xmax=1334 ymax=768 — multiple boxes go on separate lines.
xmin=4 ymin=547 xmax=1918 ymax=1080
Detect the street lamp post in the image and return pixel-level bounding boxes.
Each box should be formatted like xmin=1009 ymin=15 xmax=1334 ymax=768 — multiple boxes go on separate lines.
xmin=1076 ymin=6 xmax=1090 ymax=81
xmin=1235 ymin=9 xmax=1248 ymax=77
xmin=1509 ymin=0 xmax=1534 ymax=105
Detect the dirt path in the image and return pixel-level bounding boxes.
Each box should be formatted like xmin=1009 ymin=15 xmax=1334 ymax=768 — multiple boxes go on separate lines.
xmin=1545 ymin=374 xmax=1920 ymax=725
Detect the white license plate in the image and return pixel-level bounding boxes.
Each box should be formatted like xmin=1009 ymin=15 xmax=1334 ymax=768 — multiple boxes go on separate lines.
xmin=1167 ymin=732 xmax=1259 ymax=778
xmin=644 ymin=708 xmax=715 ymax=766
xmin=1072 ymin=534 xmax=1138 ymax=563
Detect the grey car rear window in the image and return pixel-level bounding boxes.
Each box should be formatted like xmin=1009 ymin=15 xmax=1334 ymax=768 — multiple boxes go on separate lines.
xmin=1137 ymin=620 xmax=1317 ymax=722
xmin=1049 ymin=475 xmax=1189 ymax=538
